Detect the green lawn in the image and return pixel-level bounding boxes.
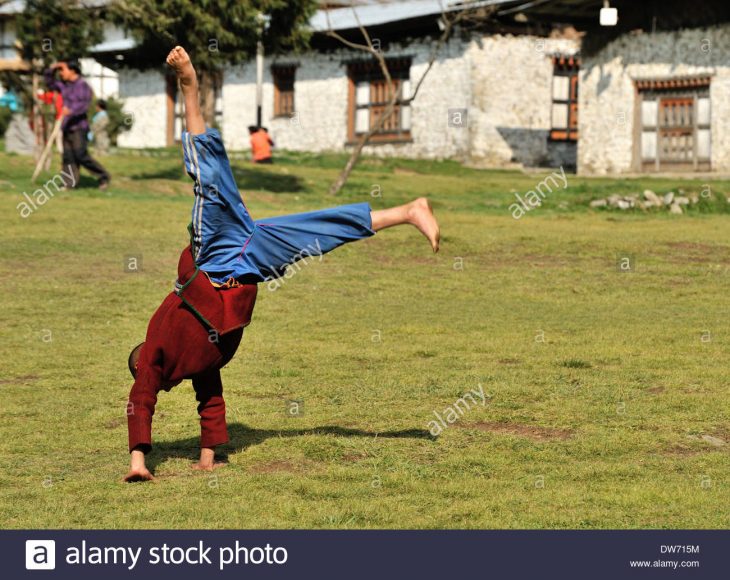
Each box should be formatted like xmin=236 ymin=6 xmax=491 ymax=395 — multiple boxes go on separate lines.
xmin=0 ymin=146 xmax=728 ymax=529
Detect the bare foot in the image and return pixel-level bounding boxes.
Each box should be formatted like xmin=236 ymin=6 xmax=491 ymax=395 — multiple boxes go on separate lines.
xmin=123 ymin=467 xmax=155 ymax=483
xmin=407 ymin=198 xmax=440 ymax=253
xmin=166 ymin=46 xmax=196 ymax=87
xmin=191 ymin=461 xmax=227 ymax=472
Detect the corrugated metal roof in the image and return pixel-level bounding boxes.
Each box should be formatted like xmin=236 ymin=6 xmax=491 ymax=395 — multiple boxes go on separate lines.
xmin=310 ymin=0 xmax=519 ymax=31
xmin=1 ymin=0 xmax=521 ymax=28
xmin=0 ymin=1 xmax=25 ymax=16
xmin=92 ymin=37 xmax=136 ymax=53
xmin=1 ymin=0 xmax=522 ymax=52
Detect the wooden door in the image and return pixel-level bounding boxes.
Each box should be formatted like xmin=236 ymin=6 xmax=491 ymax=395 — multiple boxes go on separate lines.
xmin=658 ymin=97 xmax=694 ymax=165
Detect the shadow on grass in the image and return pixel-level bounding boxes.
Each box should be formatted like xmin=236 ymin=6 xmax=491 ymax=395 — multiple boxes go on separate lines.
xmin=231 ymin=168 xmax=305 ymax=193
xmin=147 ymin=422 xmax=435 ymax=472
xmin=127 ymin=164 xmax=305 ymax=193
xmin=129 ymin=165 xmax=187 ymax=181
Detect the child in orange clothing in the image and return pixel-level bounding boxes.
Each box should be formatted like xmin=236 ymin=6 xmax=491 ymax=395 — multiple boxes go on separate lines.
xmin=248 ymin=125 xmax=274 ymax=163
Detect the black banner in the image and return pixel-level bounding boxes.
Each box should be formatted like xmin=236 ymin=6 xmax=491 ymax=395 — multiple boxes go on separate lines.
xmin=8 ymin=530 xmax=726 ymax=579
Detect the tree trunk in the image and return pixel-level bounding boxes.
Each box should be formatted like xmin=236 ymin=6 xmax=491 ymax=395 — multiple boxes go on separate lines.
xmin=325 ymin=8 xmax=479 ymax=196
xmin=328 ymin=138 xmax=369 ymax=195
xmin=198 ymin=70 xmax=217 ymax=128
xmin=32 ymin=71 xmax=44 ymax=163
xmin=329 ymin=98 xmax=398 ymax=196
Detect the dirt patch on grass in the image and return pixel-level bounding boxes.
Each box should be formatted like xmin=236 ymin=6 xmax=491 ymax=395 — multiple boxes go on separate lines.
xmin=393 ymin=167 xmax=420 ymax=176
xmin=0 ymin=374 xmax=40 ymax=385
xmin=666 ymin=242 xmax=721 ymax=252
xmin=341 ymin=452 xmax=369 ymax=463
xmin=662 ymin=445 xmax=703 ymax=457
xmin=248 ymin=459 xmax=316 ymax=474
xmin=473 ymin=252 xmax=571 ymax=269
xmin=105 ymin=417 xmax=125 ymax=430
xmin=498 ymin=358 xmax=521 ymax=365
xmin=521 ymin=253 xmax=573 ymax=267
xmin=664 ymin=242 xmax=730 ymax=264
xmin=244 ymin=392 xmax=279 ymax=399
xmin=699 ymin=434 xmax=726 ymax=447
xmin=364 ymin=251 xmax=438 ymax=267
xmin=647 ymin=386 xmax=666 ymax=394
xmin=460 ymin=421 xmax=574 ymax=441
xmin=711 ymin=425 xmax=730 ymax=440
xmin=664 ymin=432 xmax=728 ymax=456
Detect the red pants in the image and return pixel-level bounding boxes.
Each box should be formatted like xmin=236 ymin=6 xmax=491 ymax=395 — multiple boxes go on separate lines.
xmin=127 ymin=292 xmax=244 ymax=453
xmin=192 ymin=368 xmax=229 ymax=449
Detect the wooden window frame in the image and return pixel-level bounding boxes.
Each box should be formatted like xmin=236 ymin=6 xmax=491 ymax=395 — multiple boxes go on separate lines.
xmin=550 ymin=56 xmax=580 ymax=142
xmin=347 ymin=58 xmax=412 ymax=144
xmin=272 ymin=65 xmax=296 ymax=118
xmin=167 ymin=71 xmax=223 ymax=146
xmin=0 ymin=20 xmax=17 ymax=61
xmin=636 ymin=79 xmax=711 ymax=173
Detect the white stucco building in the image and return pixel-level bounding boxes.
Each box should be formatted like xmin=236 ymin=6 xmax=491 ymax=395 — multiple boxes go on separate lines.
xmin=3 ymin=0 xmax=730 ymax=174
xmin=110 ymin=0 xmax=582 ymax=171
xmin=579 ymin=25 xmax=730 ymax=174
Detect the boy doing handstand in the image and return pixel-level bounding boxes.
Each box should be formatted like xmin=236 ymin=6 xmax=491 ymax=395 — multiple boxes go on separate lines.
xmin=124 ymin=47 xmax=440 ymax=482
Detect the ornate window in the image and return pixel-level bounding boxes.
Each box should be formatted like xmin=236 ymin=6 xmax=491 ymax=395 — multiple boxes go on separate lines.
xmin=550 ymin=55 xmax=580 ymax=141
xmin=347 ymin=58 xmax=412 ymax=143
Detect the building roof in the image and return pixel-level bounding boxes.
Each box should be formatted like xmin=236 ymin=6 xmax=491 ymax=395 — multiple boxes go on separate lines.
xmin=309 ymin=0 xmax=519 ymax=32
xmin=3 ymin=0 xmax=729 ymax=53
xmin=0 ymin=0 xmax=24 ymax=16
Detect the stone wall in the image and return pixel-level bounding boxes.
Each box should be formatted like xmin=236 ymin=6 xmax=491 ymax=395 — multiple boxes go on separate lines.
xmin=78 ymin=26 xmax=730 ymax=175
xmin=221 ymin=36 xmax=471 ymax=160
xmin=113 ymin=32 xmax=580 ymax=171
xmin=221 ymin=33 xmax=578 ymax=168
xmin=467 ymin=35 xmax=579 ymax=169
xmin=579 ymin=25 xmax=730 ymax=174
xmin=116 ymin=68 xmax=168 ymax=149
xmin=222 ymin=51 xmax=350 ymax=152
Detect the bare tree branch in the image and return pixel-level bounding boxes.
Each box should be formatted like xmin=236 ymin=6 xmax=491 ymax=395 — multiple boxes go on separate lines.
xmin=326 ymin=0 xmax=495 ymax=195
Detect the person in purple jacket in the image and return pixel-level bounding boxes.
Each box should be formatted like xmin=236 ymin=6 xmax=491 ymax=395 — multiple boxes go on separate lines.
xmin=44 ymin=60 xmax=110 ymax=190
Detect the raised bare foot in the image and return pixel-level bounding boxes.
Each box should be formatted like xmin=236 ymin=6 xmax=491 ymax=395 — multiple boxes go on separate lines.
xmin=166 ymin=46 xmax=196 ymax=87
xmin=191 ymin=461 xmax=227 ymax=472
xmin=122 ymin=467 xmax=155 ymax=483
xmin=407 ymin=197 xmax=440 ymax=253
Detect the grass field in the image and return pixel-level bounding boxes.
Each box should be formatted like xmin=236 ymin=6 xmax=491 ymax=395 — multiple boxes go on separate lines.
xmin=1 ymin=144 xmax=728 ymax=529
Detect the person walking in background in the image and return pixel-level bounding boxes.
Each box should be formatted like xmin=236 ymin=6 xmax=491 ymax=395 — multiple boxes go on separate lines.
xmin=90 ymin=99 xmax=111 ymax=156
xmin=37 ymin=89 xmax=64 ymax=155
xmin=44 ymin=60 xmax=110 ymax=189
xmin=248 ymin=125 xmax=274 ymax=164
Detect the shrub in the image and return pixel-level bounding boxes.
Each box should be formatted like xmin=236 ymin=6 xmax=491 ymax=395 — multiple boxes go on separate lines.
xmin=92 ymin=96 xmax=132 ymax=145
xmin=0 ymin=106 xmax=12 ymax=138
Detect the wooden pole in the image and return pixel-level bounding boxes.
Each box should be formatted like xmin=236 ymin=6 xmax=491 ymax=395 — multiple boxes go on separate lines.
xmin=31 ymin=115 xmax=63 ymax=183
